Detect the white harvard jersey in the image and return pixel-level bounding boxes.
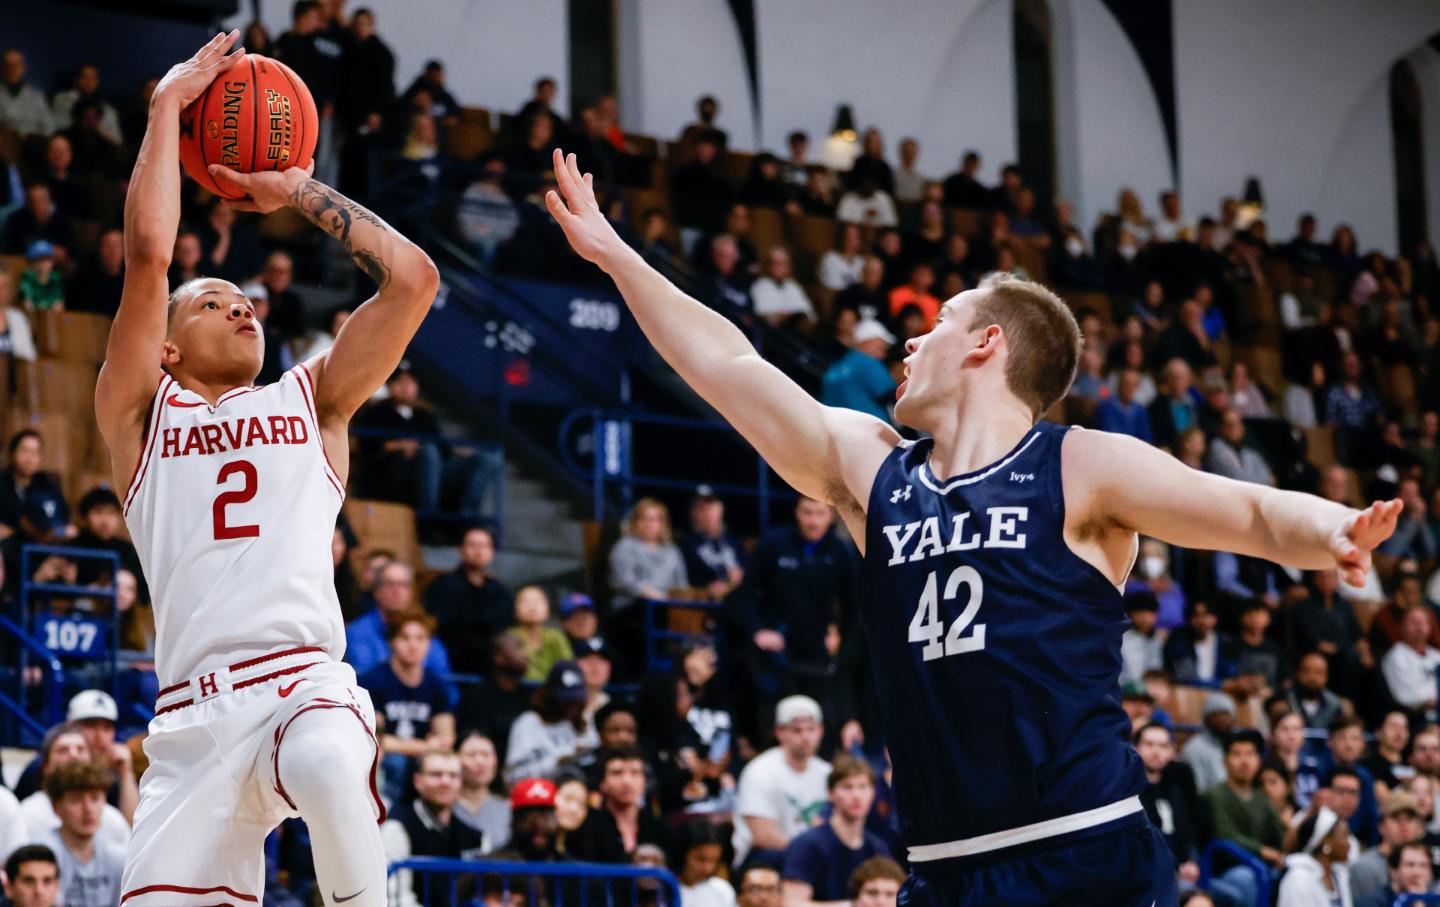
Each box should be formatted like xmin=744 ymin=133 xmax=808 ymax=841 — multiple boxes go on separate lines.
xmin=123 ymin=364 xmax=346 ymax=687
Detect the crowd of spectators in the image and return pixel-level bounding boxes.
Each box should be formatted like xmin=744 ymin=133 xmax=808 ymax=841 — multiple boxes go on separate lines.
xmin=8 ymin=3 xmax=1440 ymax=906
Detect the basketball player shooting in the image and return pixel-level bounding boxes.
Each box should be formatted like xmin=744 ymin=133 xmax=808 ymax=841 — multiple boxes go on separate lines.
xmin=95 ymin=33 xmax=438 ymax=907
xmin=546 ymin=148 xmax=1399 ymax=906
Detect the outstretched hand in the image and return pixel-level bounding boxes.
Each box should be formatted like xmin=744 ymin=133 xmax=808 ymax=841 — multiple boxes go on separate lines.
xmin=208 ymin=161 xmax=313 ymax=213
xmin=154 ymin=30 xmax=243 ymax=110
xmin=545 ymin=148 xmax=626 ymax=267
xmin=1330 ymin=498 xmax=1402 ymax=587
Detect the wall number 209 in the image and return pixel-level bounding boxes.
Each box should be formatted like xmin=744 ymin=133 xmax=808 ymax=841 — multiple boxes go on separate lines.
xmin=907 ymin=566 xmax=986 ymax=661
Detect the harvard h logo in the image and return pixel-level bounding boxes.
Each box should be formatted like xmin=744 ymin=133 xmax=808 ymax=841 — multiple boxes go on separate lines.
xmin=198 ymin=672 xmax=220 ymax=699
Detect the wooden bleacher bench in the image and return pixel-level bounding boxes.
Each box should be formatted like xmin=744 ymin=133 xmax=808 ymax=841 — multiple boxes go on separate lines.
xmin=624 ymin=133 xmax=659 ymax=158
xmin=1011 ymin=239 xmax=1048 ymax=285
xmin=19 ymin=357 xmax=97 ymax=422
xmin=54 ymin=312 xmax=111 ymax=366
xmin=792 ymin=215 xmax=839 ymax=264
xmin=1062 ymin=289 xmax=1111 ymax=323
xmin=343 ymin=498 xmax=421 ymax=574
xmin=1303 ymin=426 xmax=1336 ymax=470
xmin=1166 ymin=684 xmax=1259 ymax=729
xmin=948 ymin=208 xmax=985 ymax=240
xmin=444 ymin=107 xmax=494 ymax=162
xmin=720 ymin=150 xmax=752 ymax=188
xmin=749 ymin=207 xmax=786 ymax=258
xmin=0 ymin=253 xmax=24 ymax=287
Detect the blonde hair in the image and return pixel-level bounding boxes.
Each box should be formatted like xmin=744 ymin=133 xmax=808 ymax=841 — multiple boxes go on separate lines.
xmin=625 ymin=497 xmax=673 ymax=544
xmin=967 ymin=273 xmax=1082 ymax=419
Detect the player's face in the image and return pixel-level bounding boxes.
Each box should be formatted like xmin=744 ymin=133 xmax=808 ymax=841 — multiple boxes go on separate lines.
xmin=4 ymin=859 xmax=59 ymax=907
xmin=55 ymin=789 xmax=105 ymax=837
xmin=855 ymin=879 xmax=900 ymax=907
xmin=895 ymin=290 xmax=985 ymax=430
xmin=831 ymin=775 xmax=875 ymax=821
xmin=165 ymin=280 xmax=264 ymax=384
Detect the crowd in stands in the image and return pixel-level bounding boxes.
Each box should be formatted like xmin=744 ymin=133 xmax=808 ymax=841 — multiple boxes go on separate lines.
xmin=6 ymin=2 xmax=1440 ymax=906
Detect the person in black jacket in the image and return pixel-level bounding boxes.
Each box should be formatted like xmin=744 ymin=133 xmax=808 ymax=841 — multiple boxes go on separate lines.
xmin=670 ymin=132 xmax=734 ymax=235
xmin=383 ymin=749 xmax=484 ymax=907
xmin=338 ymin=8 xmax=396 ymax=132
xmin=1135 ymin=722 xmax=1202 ymax=887
xmin=455 ymin=631 xmax=532 ymax=761
xmin=274 ymin=0 xmax=343 ymax=118
xmin=572 ymin=746 xmax=674 ymax=863
xmin=728 ymin=497 xmax=861 ymax=746
xmin=424 ymin=526 xmax=513 ymax=674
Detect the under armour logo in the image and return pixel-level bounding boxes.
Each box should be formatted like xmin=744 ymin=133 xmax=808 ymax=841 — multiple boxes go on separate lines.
xmin=890 ymin=485 xmax=912 ymax=503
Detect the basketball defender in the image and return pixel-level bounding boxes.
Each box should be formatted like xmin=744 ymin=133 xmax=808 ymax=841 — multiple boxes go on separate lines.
xmin=546 ymin=149 xmax=1398 ymax=906
xmin=95 ymin=34 xmax=438 ymax=906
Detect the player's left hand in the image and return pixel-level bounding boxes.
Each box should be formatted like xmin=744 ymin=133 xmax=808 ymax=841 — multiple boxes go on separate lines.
xmin=207 ymin=161 xmax=314 ymax=213
xmin=546 ymin=148 xmax=627 ymax=267
xmin=1331 ymin=499 xmax=1402 ymax=587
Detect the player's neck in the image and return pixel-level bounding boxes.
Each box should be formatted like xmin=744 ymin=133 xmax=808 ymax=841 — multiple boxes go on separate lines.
xmin=170 ymin=370 xmax=252 ymax=406
xmin=924 ymin=402 xmax=1034 ymax=481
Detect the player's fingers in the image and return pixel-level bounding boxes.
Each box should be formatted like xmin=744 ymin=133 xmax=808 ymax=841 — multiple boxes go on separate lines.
xmin=551 ymin=148 xmax=573 ymax=199
xmin=545 ymin=189 xmax=572 ymax=223
xmin=567 ymin=153 xmax=587 ymax=201
xmin=207 ymin=164 xmax=251 ymax=190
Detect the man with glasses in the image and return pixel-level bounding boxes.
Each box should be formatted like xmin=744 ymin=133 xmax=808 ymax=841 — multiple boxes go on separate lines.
xmin=345 ymin=560 xmax=453 ymax=676
xmin=382 ymin=749 xmax=483 ymax=907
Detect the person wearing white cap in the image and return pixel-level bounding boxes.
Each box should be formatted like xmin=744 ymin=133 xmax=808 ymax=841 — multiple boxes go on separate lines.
xmin=10 ymin=691 xmax=138 ymax=824
xmin=820 ymin=319 xmax=896 ymax=422
xmin=731 ymin=695 xmax=829 ymax=869
xmin=1278 ymin=805 xmax=1354 ymax=907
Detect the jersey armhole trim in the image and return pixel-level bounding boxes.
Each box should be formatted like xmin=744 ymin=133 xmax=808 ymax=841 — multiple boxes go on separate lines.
xmin=294 ymin=363 xmax=346 ymax=501
xmin=122 ymin=374 xmax=175 ymax=516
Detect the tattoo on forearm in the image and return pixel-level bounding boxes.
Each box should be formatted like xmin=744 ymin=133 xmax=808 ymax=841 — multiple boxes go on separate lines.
xmin=290 ymin=178 xmax=393 ymax=289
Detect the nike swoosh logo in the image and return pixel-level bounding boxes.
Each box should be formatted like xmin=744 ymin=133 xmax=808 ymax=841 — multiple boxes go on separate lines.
xmin=167 ymin=394 xmax=205 ymax=408
xmin=334 ymin=888 xmax=365 ymax=903
xmin=278 ymin=680 xmax=303 ymax=698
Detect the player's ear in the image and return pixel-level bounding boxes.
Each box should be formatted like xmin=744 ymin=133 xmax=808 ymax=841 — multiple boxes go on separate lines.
xmin=160 ymin=338 xmax=181 ymax=368
xmin=965 ymin=324 xmax=1002 ymax=363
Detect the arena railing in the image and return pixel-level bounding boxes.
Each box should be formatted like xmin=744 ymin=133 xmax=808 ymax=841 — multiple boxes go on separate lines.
xmin=1395 ymin=896 xmax=1440 ymax=905
xmin=644 ymin=598 xmax=725 ymax=674
xmin=0 ymin=613 xmax=64 ymax=741
xmin=557 ymin=407 xmax=793 ymax=525
xmin=386 ymin=855 xmax=682 ymax=907
xmin=1197 ymin=839 xmax=1273 ymax=907
xmin=14 ymin=544 xmax=121 ymax=719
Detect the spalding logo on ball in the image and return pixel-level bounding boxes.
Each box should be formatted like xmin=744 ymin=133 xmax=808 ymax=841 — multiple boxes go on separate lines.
xmin=178 ymin=53 xmax=318 ymax=199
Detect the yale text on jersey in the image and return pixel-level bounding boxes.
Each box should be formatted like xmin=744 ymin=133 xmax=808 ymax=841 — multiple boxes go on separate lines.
xmin=159 ymin=415 xmax=310 ymax=459
xmin=881 ymin=507 xmax=1029 ymax=566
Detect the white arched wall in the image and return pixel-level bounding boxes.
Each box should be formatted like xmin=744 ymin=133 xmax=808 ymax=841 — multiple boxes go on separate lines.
xmin=1174 ymin=0 xmax=1440 ymax=254
xmin=226 ymin=1 xmax=569 ymax=117
xmin=617 ymin=0 xmax=758 ymax=151
xmin=1049 ymin=0 xmax=1174 ymax=239
xmin=750 ymin=0 xmax=1015 ymax=182
xmin=1409 ymin=46 xmax=1440 ymax=252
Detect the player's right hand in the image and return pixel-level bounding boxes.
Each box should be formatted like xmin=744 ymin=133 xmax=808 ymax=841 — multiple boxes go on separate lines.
xmin=1331 ymin=498 xmax=1402 ymax=587
xmin=546 ymin=148 xmax=626 ymax=268
xmin=153 ymin=30 xmax=242 ymax=110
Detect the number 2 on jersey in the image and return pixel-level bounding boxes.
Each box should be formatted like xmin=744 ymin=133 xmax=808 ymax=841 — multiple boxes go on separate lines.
xmin=213 ymin=460 xmax=260 ymax=539
xmin=908 ymin=566 xmax=986 ymax=660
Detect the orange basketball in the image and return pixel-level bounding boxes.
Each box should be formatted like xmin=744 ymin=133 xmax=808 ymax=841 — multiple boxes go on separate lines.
xmin=178 ymin=53 xmax=318 ymax=199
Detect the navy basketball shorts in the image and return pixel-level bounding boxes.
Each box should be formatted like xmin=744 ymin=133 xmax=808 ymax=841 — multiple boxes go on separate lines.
xmin=898 ymin=815 xmax=1178 ymax=907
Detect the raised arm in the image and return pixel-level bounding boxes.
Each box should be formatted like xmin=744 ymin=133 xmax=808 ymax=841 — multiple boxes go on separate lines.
xmin=546 ymin=149 xmax=897 ymax=520
xmin=95 ymin=31 xmax=242 ymax=478
xmin=1066 ymin=428 xmax=1399 ymax=587
xmin=207 ymin=167 xmax=439 ymax=424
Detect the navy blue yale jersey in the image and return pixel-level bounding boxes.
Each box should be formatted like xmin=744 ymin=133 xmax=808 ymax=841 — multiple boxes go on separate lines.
xmin=861 ymin=421 xmax=1146 ymax=859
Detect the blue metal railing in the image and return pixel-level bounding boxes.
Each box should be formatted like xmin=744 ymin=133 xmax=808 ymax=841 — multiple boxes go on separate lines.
xmin=1197 ymin=840 xmax=1272 ymax=907
xmin=558 ymin=407 xmax=791 ymax=524
xmin=0 ymin=613 xmax=65 ymax=739
xmin=388 ymin=856 xmax=682 ymax=907
xmin=645 ymin=598 xmax=724 ymax=674
xmin=1396 ymin=896 xmax=1440 ymax=905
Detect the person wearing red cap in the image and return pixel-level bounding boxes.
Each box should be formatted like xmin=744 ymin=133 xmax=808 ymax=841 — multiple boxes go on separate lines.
xmin=508 ymin=777 xmax=561 ymax=863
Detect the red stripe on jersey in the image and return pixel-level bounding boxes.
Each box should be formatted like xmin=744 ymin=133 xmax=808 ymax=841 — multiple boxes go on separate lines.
xmin=230 ymin=645 xmax=328 ymax=671
xmin=294 ymin=364 xmax=345 ymax=499
xmin=271 ymin=695 xmax=386 ymax=823
xmin=123 ymin=375 xmax=175 ymax=516
xmin=121 ymin=884 xmax=258 ymax=904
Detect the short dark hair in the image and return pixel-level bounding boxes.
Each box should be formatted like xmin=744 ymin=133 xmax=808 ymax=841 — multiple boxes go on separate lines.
xmin=535 ymin=77 xmax=556 ymax=91
xmin=44 ymin=759 xmax=114 ymax=802
xmin=7 ymin=428 xmax=41 ymax=458
xmin=594 ymin=700 xmax=637 ymax=732
xmin=670 ymin=820 xmax=728 ymax=872
xmin=848 ymin=856 xmax=906 ymax=898
xmin=963 ymin=150 xmax=980 ymax=164
xmin=293 ymin=0 xmax=321 ymax=20
xmin=1324 ymin=766 xmax=1362 ymax=790
xmin=78 ymin=487 xmax=121 ymax=516
xmin=1182 ymin=599 xmax=1212 ymax=621
xmin=4 ymin=844 xmax=58 ymax=884
xmin=598 ymin=744 xmax=646 ymax=776
xmin=1224 ymin=729 xmax=1264 ymax=756
xmin=968 ymin=273 xmax=1082 ymax=420
xmin=787 ymin=130 xmax=808 ymax=145
xmin=1133 ymin=721 xmax=1171 ymax=746
xmin=1328 ymin=714 xmax=1364 ymax=737
xmin=1391 ymin=840 xmax=1431 ymax=870
xmin=1259 ymin=755 xmax=1290 ymax=784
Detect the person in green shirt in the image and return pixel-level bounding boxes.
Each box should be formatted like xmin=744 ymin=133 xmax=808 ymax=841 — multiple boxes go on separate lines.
xmin=1203 ymin=729 xmax=1285 ymax=906
xmin=512 ymin=584 xmax=574 ymax=682
xmin=19 ymin=240 xmax=65 ymax=312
